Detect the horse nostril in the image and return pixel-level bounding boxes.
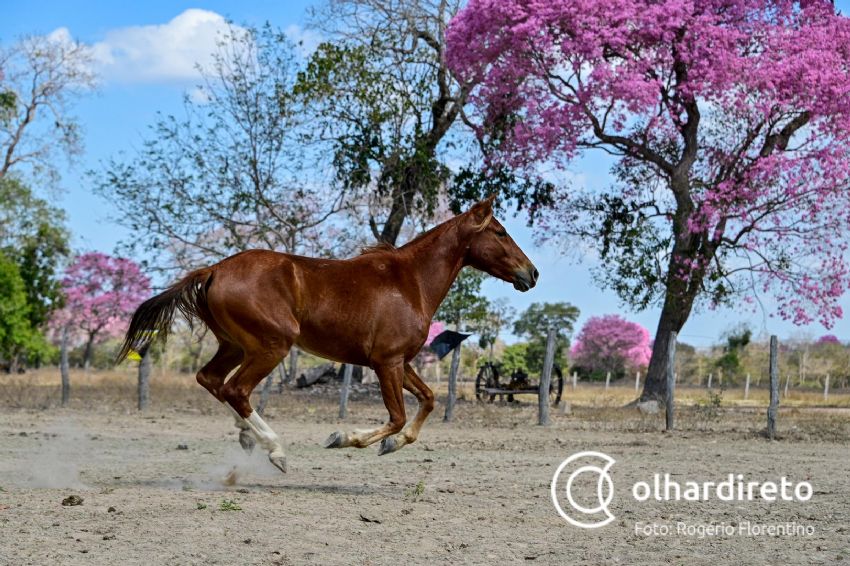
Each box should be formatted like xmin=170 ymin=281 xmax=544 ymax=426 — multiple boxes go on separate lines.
xmin=532 ymin=268 xmax=539 ymax=282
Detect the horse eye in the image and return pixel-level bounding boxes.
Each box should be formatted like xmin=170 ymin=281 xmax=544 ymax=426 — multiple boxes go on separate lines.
xmin=496 ymin=230 xmax=507 ymax=238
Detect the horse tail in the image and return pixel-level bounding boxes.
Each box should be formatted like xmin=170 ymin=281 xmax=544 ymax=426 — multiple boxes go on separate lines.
xmin=116 ymin=268 xmax=213 ymax=363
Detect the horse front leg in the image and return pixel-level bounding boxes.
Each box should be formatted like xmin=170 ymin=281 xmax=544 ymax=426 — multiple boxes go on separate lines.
xmin=323 ymin=361 xmax=406 ymax=449
xmin=378 ymin=364 xmax=434 ymax=456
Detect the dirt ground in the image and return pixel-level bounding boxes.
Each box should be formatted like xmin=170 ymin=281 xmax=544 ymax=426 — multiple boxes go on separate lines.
xmin=0 ymin=375 xmax=849 ymax=565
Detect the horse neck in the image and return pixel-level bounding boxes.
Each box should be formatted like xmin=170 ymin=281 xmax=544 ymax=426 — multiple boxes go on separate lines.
xmin=400 ymin=217 xmax=469 ymax=318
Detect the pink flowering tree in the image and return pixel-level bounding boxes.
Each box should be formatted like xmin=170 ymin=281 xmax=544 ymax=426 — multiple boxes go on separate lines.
xmin=816 ymin=334 xmax=841 ymax=346
xmin=447 ymin=0 xmax=850 ymax=401
xmin=570 ymin=315 xmax=651 ymax=378
xmin=52 ymin=252 xmax=150 ymax=368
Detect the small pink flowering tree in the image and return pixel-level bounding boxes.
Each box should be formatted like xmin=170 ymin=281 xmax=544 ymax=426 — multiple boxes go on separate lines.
xmin=571 ymin=315 xmax=651 ymax=378
xmin=816 ymin=334 xmax=841 ymax=346
xmin=53 ymin=252 xmax=150 ymax=368
xmin=447 ymin=0 xmax=850 ymax=400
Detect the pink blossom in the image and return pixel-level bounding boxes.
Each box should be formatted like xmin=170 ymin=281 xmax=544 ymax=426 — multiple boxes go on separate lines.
xmin=51 ymin=252 xmax=151 ymax=345
xmin=570 ymin=315 xmax=652 ymax=373
xmin=447 ymin=0 xmax=850 ymax=329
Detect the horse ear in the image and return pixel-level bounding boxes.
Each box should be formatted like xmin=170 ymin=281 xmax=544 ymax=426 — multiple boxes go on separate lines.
xmin=468 ymin=194 xmax=495 ymax=231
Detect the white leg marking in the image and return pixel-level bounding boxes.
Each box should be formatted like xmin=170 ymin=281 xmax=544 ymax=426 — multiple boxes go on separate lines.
xmin=246 ymin=412 xmax=283 ymax=455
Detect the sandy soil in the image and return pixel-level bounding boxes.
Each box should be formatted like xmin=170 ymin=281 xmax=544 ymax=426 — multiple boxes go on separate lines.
xmin=0 ymin=381 xmax=848 ymax=565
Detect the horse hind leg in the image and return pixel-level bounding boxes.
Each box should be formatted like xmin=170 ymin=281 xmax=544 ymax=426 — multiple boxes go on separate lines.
xmin=221 ymin=346 xmax=290 ymax=473
xmin=196 ymin=341 xmax=243 ymax=401
xmin=379 ymin=364 xmax=434 ymax=456
xmin=194 ymin=341 xmax=256 ymax=448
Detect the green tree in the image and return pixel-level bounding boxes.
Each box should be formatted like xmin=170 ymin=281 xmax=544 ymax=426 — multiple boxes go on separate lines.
xmin=715 ymin=326 xmax=752 ymax=379
xmin=513 ymin=302 xmax=580 ymax=373
xmin=477 ymin=297 xmax=514 ymax=358
xmin=435 ymin=269 xmax=489 ymax=330
xmin=0 ymin=177 xmax=69 ymax=329
xmin=298 ymin=0 xmax=554 ymax=246
xmin=0 ymin=252 xmax=46 ymax=371
xmin=500 ymin=342 xmax=529 ymax=375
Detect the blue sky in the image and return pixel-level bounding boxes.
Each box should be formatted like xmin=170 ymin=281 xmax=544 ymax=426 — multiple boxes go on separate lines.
xmin=3 ymin=1 xmax=850 ymax=348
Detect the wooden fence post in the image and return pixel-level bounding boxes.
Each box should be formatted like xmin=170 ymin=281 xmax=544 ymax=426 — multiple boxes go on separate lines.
xmin=572 ymin=371 xmax=577 ymax=390
xmin=635 ymin=371 xmax=640 ymax=393
xmin=783 ymin=374 xmax=790 ymax=398
xmin=138 ymin=348 xmax=152 ymax=411
xmin=767 ymin=335 xmax=779 ymax=440
xmin=444 ymin=345 xmax=462 ymax=422
xmin=538 ymin=328 xmax=556 ymax=426
xmin=824 ymin=374 xmax=830 ymax=401
xmin=605 ymin=371 xmax=611 ymax=391
xmin=60 ymin=325 xmax=70 ymax=407
xmin=666 ymin=331 xmax=677 ymax=431
xmin=257 ymin=373 xmax=274 ymax=416
xmin=718 ymin=368 xmax=723 ymax=387
xmin=338 ymin=363 xmax=354 ymax=419
xmin=707 ymin=372 xmax=713 ymax=389
xmin=744 ymin=373 xmax=750 ymax=401
xmin=290 ymin=348 xmax=299 ymax=382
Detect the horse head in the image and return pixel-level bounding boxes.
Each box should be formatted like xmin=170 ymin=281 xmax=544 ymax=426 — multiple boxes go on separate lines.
xmin=463 ymin=195 xmax=539 ymax=292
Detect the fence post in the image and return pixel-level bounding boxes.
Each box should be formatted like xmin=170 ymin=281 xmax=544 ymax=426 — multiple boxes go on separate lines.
xmin=338 ymin=364 xmax=353 ymax=419
xmin=767 ymin=335 xmax=779 ymax=440
xmin=707 ymin=372 xmax=713 ymax=389
xmin=257 ymin=373 xmax=274 ymax=416
xmin=824 ymin=374 xmax=830 ymax=401
xmin=783 ymin=374 xmax=790 ymax=398
xmin=572 ymin=371 xmax=577 ymax=390
xmin=538 ymin=328 xmax=556 ymax=426
xmin=138 ymin=348 xmax=152 ymax=411
xmin=60 ymin=325 xmax=70 ymax=407
xmin=666 ymin=331 xmax=677 ymax=431
xmin=744 ymin=373 xmax=750 ymax=401
xmin=604 ymin=371 xmax=611 ymax=391
xmin=444 ymin=344 xmax=462 ymax=422
xmin=635 ymin=371 xmax=640 ymax=393
xmin=718 ymin=368 xmax=723 ymax=387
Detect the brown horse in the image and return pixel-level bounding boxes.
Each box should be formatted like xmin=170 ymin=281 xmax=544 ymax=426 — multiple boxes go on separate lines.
xmin=118 ymin=196 xmax=537 ymax=473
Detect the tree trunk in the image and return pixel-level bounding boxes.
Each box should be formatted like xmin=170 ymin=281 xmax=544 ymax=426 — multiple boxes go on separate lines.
xmin=60 ymin=326 xmax=70 ymax=407
xmin=443 ymin=344 xmax=462 ymax=422
xmin=288 ymin=348 xmax=298 ymax=383
xmin=138 ymin=348 xmax=152 ymax=411
xmin=83 ymin=331 xmax=96 ymax=371
xmin=640 ymin=285 xmax=697 ymax=402
xmin=257 ymin=373 xmax=274 ymax=416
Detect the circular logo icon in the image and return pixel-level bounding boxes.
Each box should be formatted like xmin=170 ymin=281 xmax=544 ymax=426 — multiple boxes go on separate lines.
xmin=551 ymin=451 xmax=616 ymax=529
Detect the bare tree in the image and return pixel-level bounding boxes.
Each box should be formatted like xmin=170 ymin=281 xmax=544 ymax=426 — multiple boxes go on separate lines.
xmin=0 ymin=32 xmax=96 ymax=185
xmin=95 ymin=24 xmax=356 ymax=274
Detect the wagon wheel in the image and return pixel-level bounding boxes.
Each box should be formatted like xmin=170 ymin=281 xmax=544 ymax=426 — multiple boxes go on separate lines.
xmin=549 ymin=365 xmax=564 ymax=406
xmin=475 ymin=363 xmax=499 ymax=403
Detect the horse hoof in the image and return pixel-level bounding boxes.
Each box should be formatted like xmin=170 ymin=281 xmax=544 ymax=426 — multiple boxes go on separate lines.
xmin=378 ymin=436 xmax=398 ymax=456
xmin=239 ymin=430 xmax=255 ymax=452
xmin=268 ymin=454 xmax=287 ymax=474
xmin=323 ymin=431 xmax=345 ymax=449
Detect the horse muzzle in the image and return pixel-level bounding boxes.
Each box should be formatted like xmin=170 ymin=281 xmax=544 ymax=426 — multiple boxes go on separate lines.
xmin=513 ymin=265 xmax=539 ymax=292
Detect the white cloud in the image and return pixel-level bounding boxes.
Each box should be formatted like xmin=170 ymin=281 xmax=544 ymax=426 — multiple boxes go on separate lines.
xmin=284 ymin=24 xmax=322 ymax=58
xmin=86 ymin=9 xmax=238 ymax=84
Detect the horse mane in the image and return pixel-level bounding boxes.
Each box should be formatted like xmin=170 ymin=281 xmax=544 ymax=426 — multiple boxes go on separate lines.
xmin=358 ymin=212 xmax=469 ymax=257
xmin=359 ymin=242 xmax=397 ymax=255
